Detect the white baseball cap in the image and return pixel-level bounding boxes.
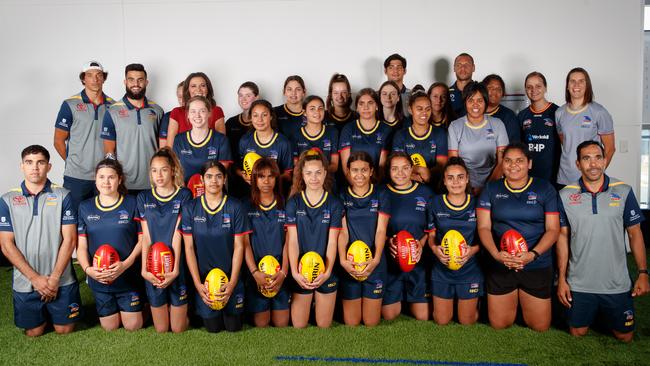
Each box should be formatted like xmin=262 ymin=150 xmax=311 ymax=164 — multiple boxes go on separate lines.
xmin=82 ymin=61 xmax=105 ymax=73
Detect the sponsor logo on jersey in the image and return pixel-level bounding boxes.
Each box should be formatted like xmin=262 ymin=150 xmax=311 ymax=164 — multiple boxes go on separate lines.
xmin=297 ymin=142 xmax=308 ymax=149
xmin=248 ymin=211 xmax=261 ymax=218
xmin=58 ymin=118 xmax=69 ymax=128
xmin=143 ymin=203 xmax=156 ymax=209
xmin=63 ymin=210 xmax=75 ymax=221
xmin=296 ymin=210 xmax=306 ymax=216
xmin=630 ymin=210 xmax=641 ymax=222
xmin=12 ymin=196 xmax=27 ymax=206
xmin=0 ymin=216 xmax=9 ymax=227
xmin=193 ymin=216 xmax=206 ymax=223
xmin=495 ymin=193 xmax=509 ymax=199
xmin=406 ymin=143 xmax=416 ymax=149
xmin=351 ymin=133 xmax=362 ymax=140
xmin=180 ymin=149 xmax=192 ymax=156
xmin=76 ymin=103 xmax=87 ymax=112
xmin=118 ymin=109 xmax=129 ymax=118
xmin=436 ymin=212 xmax=450 ymax=218
xmin=87 ymin=214 xmax=100 ymax=221
xmin=531 ymin=134 xmax=550 ymax=140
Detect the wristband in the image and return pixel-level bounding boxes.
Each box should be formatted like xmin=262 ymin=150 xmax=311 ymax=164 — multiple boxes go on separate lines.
xmin=531 ymin=250 xmax=540 ymax=261
xmin=251 ymin=268 xmax=259 ymax=274
xmin=639 ymin=269 xmax=648 ymax=275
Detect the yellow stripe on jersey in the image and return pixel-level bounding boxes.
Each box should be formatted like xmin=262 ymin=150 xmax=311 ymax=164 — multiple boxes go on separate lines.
xmin=201 ymin=195 xmax=227 ymax=215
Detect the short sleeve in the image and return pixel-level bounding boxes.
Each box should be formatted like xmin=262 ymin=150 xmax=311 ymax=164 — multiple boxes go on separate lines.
xmin=558 ymin=196 xmax=569 ymax=228
xmin=180 ymin=202 xmax=194 ymax=234
xmin=55 ymin=102 xmax=73 ymax=132
xmin=447 ymin=123 xmax=459 ymax=152
xmin=495 ymin=120 xmax=509 ymax=148
xmin=541 ymin=183 xmax=559 ymax=214
xmin=77 ymin=205 xmax=87 ymax=235
xmin=136 ymin=192 xmax=146 ymax=220
xmin=477 ymin=185 xmax=492 ymax=211
xmin=596 ymin=105 xmax=615 ymax=135
xmin=285 ymin=197 xmax=297 ymax=226
xmin=434 ymin=128 xmax=448 ymax=158
xmin=213 ymin=106 xmax=225 ymax=121
xmin=233 ymin=201 xmax=251 ymax=236
xmin=505 ymin=111 xmax=521 ymax=143
xmin=425 ymin=193 xmax=435 ymax=232
xmin=391 ymin=130 xmax=406 ymax=153
xmin=159 ymin=112 xmax=170 ymax=140
xmin=555 ymin=108 xmax=564 ymax=135
xmin=330 ymin=128 xmax=340 ymax=155
xmin=61 ymin=193 xmax=77 ymax=226
xmin=330 ymin=197 xmax=343 ymax=229
xmin=623 ymin=189 xmax=644 ymax=227
xmin=218 ymin=135 xmax=233 ymax=163
xmin=101 ymin=110 xmax=116 ymax=141
xmin=378 ymin=187 xmax=392 ymax=217
xmin=279 ymin=138 xmax=294 ymax=171
xmin=0 ymin=199 xmax=14 ymax=232
xmin=338 ymin=124 xmax=352 ymax=151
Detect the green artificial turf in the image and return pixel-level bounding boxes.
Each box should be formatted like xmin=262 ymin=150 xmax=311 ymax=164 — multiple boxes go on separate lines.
xmin=1 ymin=259 xmax=650 ymax=366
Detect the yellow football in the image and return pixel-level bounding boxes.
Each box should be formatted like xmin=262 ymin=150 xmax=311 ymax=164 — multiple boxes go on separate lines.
xmin=410 ymin=153 xmax=427 ymax=168
xmin=243 ymin=152 xmax=262 ymax=177
xmin=441 ymin=230 xmax=468 ymax=271
xmin=205 ymin=267 xmax=229 ymax=310
xmin=299 ymin=251 xmax=325 ymax=283
xmin=258 ymin=255 xmax=281 ymax=298
xmin=347 ymin=240 xmax=372 ymax=281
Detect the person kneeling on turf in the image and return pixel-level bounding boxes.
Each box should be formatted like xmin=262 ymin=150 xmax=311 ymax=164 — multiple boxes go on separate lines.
xmin=0 ymin=145 xmax=82 ymax=336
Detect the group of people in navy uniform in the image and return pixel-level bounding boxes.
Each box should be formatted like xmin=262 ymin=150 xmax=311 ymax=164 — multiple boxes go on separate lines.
xmin=0 ymin=53 xmax=647 ymax=342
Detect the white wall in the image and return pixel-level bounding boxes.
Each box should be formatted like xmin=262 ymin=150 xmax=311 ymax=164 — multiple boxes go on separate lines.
xmin=0 ymin=0 xmax=643 ymax=192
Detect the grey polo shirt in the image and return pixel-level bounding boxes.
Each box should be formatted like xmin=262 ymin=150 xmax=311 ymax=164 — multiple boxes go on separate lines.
xmin=0 ymin=180 xmax=78 ymax=293
xmin=559 ymin=175 xmax=644 ymax=294
xmin=101 ymin=96 xmax=163 ymax=190
xmin=54 ymin=90 xmax=114 ymax=181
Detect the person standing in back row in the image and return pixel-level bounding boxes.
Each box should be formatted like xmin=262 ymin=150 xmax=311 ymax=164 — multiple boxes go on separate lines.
xmin=449 ymin=53 xmax=476 ymax=117
xmin=102 ymin=63 xmax=163 ymax=196
xmin=54 ymin=61 xmax=114 ymax=210
xmin=383 ymin=54 xmax=411 ymax=118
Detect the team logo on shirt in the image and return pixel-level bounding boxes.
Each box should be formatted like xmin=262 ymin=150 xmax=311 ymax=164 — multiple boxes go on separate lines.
xmin=581 ymin=115 xmax=592 ymax=128
xmin=235 ymin=293 xmax=244 ymax=309
xmin=118 ymin=109 xmax=129 ymax=118
xmin=323 ymin=139 xmax=332 ymax=150
xmin=278 ymin=210 xmax=286 ymax=223
xmin=568 ymin=193 xmax=582 ymax=205
xmin=208 ymin=147 xmax=217 ymax=158
xmin=430 ymin=142 xmax=437 ymax=152
xmin=485 ymin=129 xmax=495 ymax=140
xmin=609 ymin=193 xmax=621 ymax=207
xmin=370 ymin=199 xmax=379 ymax=212
xmin=322 ymin=209 xmax=330 ymax=224
xmin=130 ymin=293 xmax=140 ymax=307
xmin=118 ymin=210 xmax=130 ymax=223
xmin=87 ymin=214 xmax=100 ymax=221
xmin=12 ymin=196 xmax=27 ymax=206
xmin=469 ymin=283 xmax=480 ymax=294
xmin=147 ymin=110 xmax=157 ymax=121
xmin=173 ymin=201 xmax=181 ymax=211
xmin=468 ymin=210 xmax=477 ymax=222
xmin=268 ymin=150 xmax=279 ymax=160
xmin=415 ymin=197 xmax=427 ymax=211
xmin=76 ymin=103 xmax=87 ymax=112
xmin=526 ymin=192 xmax=538 ymax=204
xmin=222 ymin=213 xmax=231 ymax=228
xmin=375 ymin=133 xmax=384 ymax=144
xmin=373 ymin=280 xmax=384 ymax=295
xmin=522 ymin=119 xmax=532 ymax=129
xmin=46 ymin=193 xmax=58 ymax=206
xmin=543 ymin=118 xmax=554 ymax=127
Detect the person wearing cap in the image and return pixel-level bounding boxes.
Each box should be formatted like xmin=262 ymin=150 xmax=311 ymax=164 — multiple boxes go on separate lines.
xmin=53 ymin=60 xmax=114 ymax=210
xmin=102 ymin=63 xmax=164 ymax=196
xmin=0 ymin=145 xmax=82 ymax=337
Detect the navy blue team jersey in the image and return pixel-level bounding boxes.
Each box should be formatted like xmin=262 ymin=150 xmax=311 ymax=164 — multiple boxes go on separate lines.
xmin=78 ymin=195 xmax=141 ymax=292
xmin=489 ymin=105 xmax=521 ymax=143
xmin=324 ymin=111 xmax=357 ymax=133
xmin=137 ymin=187 xmax=192 ymax=246
xmin=518 ymin=103 xmax=561 ymax=183
xmin=180 ymin=195 xmax=251 ymax=279
xmin=431 ymin=194 xmax=482 ymax=283
xmin=274 ymin=104 xmax=305 ymax=144
xmin=173 ymin=130 xmax=233 ymax=183
xmin=391 ymin=125 xmax=448 ymax=168
xmin=478 ymin=178 xmax=559 ymax=270
xmin=239 ymin=130 xmax=294 ymax=173
xmin=340 ymin=184 xmax=391 ymax=249
xmin=449 ymin=81 xmax=467 ymax=117
xmin=293 ymin=125 xmax=339 ymax=163
xmin=285 ymin=191 xmax=343 ymax=258
xmin=225 ymin=114 xmax=252 ymax=159
xmin=385 ymin=183 xmax=434 ymax=238
xmin=339 ymin=120 xmax=392 ymax=170
xmin=244 ymin=199 xmax=286 ymax=263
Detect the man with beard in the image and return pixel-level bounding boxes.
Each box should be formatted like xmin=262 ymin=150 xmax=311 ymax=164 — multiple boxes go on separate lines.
xmin=53 ymin=61 xmax=114 ymax=210
xmin=102 ymin=63 xmax=163 ymax=195
xmin=557 ymin=140 xmax=649 ymax=342
xmin=449 ymin=53 xmax=475 ymax=117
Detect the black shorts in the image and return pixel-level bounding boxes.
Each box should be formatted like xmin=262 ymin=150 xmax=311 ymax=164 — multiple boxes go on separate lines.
xmin=486 ymin=266 xmax=552 ymax=299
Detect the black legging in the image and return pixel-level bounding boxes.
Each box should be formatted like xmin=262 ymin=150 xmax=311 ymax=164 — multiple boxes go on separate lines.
xmin=202 ymin=313 xmax=242 ymax=333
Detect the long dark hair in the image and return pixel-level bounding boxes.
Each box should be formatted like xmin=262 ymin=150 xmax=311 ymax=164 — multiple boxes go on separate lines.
xmin=378 ymin=81 xmax=404 ymax=122
xmin=250 ymin=158 xmax=283 ymax=209
xmin=427 ymin=82 xmax=456 ymax=128
xmin=182 ymin=72 xmax=217 ymax=108
xmin=150 ymin=147 xmax=185 ymax=188
xmin=290 ymin=149 xmax=333 ymax=197
xmin=440 ymin=157 xmax=472 ymax=194
xmin=565 ymin=67 xmax=594 ymax=105
xmin=326 ymin=73 xmax=352 ymax=117
xmin=250 ymin=99 xmax=278 ymax=131
xmin=95 ymin=158 xmax=128 ymax=196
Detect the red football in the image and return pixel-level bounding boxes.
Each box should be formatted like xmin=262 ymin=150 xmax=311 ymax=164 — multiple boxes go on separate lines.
xmin=500 ymin=229 xmax=528 ymax=255
xmin=395 ymin=230 xmax=419 ymax=272
xmin=93 ymin=244 xmax=120 ymax=283
xmin=147 ymin=242 xmax=174 ymax=281
xmin=187 ymin=173 xmax=205 ymax=198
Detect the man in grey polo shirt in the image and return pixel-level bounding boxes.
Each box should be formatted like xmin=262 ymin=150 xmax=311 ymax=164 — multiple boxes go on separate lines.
xmin=557 ymin=140 xmax=649 ymax=342
xmin=53 ymin=60 xmax=114 ymax=209
xmin=102 ymin=63 xmax=163 ymax=195
xmin=0 ymin=145 xmax=81 ymax=337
